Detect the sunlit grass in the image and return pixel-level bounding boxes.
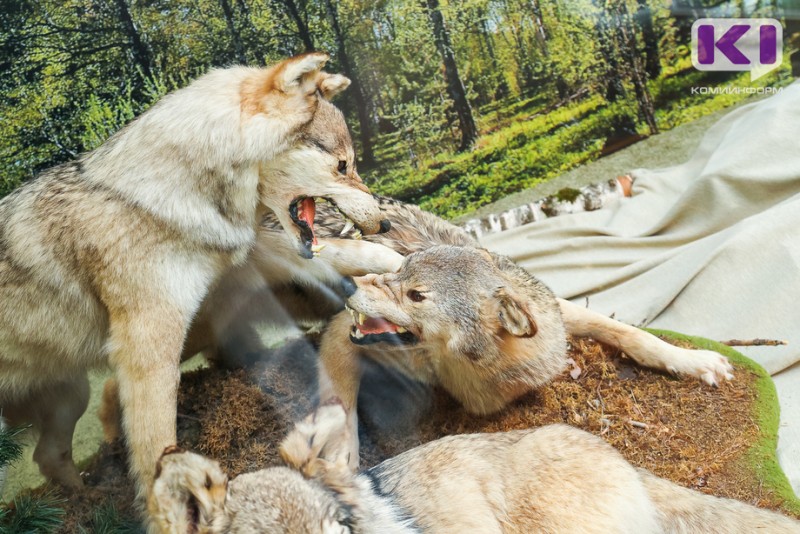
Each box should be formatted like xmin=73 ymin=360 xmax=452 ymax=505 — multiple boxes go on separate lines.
xmin=364 ymin=60 xmax=793 ymax=219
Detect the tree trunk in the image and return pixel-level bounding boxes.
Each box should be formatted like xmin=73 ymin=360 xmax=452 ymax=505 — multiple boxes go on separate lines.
xmin=528 ymin=0 xmax=569 ymax=99
xmin=322 ymin=0 xmax=375 ymax=165
xmin=529 ymin=0 xmax=549 ymax=47
xmin=424 ymin=0 xmax=478 ymax=152
xmin=114 ymin=0 xmax=152 ymax=79
xmin=281 ymin=0 xmax=315 ymax=52
xmin=594 ymin=2 xmax=638 ymax=143
xmin=477 ymin=7 xmax=508 ymax=99
xmin=614 ymin=0 xmax=658 ymax=134
xmin=635 ymin=0 xmax=661 ymax=79
xmin=219 ymin=0 xmax=247 ymax=64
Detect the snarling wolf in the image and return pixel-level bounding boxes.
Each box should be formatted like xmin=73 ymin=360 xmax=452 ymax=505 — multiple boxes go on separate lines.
xmin=0 ymin=52 xmax=389 ymax=498
xmin=210 ymin=196 xmax=731 ymax=467
xmin=148 ymin=403 xmax=799 ymax=534
xmin=104 ymin=196 xmax=734 ymax=470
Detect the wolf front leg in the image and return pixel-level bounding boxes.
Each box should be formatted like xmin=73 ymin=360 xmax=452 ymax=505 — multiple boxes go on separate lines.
xmin=316 ymin=238 xmax=404 ymax=276
xmin=558 ymin=298 xmax=734 ymax=386
xmin=107 ymin=304 xmax=187 ymax=506
xmin=317 ymin=312 xmax=363 ymax=471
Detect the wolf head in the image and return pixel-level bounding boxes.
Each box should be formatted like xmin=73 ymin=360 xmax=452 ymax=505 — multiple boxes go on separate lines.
xmin=343 ymin=245 xmax=568 ymax=413
xmin=243 ymin=53 xmax=389 ymax=258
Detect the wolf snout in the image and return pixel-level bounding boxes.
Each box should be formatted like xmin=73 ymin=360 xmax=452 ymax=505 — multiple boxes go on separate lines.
xmin=340 ymin=276 xmax=358 ymax=298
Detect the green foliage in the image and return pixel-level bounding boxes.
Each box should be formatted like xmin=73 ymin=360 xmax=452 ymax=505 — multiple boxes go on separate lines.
xmin=0 ymin=425 xmax=65 ymax=534
xmin=0 ymin=427 xmax=23 ymax=468
xmin=0 ymin=0 xmax=791 ymax=217
xmin=77 ymin=503 xmax=143 ymax=534
xmin=0 ymin=492 xmax=65 ymax=534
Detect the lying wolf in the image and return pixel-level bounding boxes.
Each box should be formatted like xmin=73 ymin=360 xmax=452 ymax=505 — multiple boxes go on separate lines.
xmin=197 ymin=197 xmax=731 ymax=466
xmin=102 ymin=195 xmax=735 ymax=470
xmin=0 ymin=53 xmax=389 ymax=498
xmin=148 ymin=402 xmax=799 ymax=534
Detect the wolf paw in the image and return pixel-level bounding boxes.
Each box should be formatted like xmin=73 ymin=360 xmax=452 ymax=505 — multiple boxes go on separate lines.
xmin=279 ymin=401 xmax=352 ymax=476
xmin=666 ymin=349 xmax=734 ymax=386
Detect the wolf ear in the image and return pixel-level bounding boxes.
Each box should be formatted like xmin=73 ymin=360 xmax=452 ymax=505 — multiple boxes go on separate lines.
xmin=318 ymin=73 xmax=351 ymax=100
xmin=494 ymin=287 xmax=537 ymax=338
xmin=275 ymin=52 xmax=330 ymax=93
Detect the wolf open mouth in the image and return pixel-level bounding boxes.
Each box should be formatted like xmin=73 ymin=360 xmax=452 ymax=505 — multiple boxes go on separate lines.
xmin=346 ymin=305 xmax=418 ymax=346
xmin=289 ymin=196 xmax=365 ymax=259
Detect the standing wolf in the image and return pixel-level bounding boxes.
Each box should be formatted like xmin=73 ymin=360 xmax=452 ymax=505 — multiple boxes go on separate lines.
xmin=0 ymin=52 xmax=389 ymax=497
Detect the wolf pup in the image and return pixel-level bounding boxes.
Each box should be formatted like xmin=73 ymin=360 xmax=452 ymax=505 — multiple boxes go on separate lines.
xmin=0 ymin=53 xmax=389 ymax=497
xmin=149 ymin=403 xmax=800 ymax=534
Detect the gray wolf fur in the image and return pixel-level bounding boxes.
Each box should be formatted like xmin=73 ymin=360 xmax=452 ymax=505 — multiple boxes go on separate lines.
xmin=0 ymin=52 xmax=388 ymax=497
xmin=210 ymin=197 xmax=732 ymax=467
xmin=148 ymin=403 xmax=800 ymax=533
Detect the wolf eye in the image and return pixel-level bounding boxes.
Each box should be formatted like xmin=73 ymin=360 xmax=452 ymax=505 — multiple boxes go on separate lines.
xmin=337 ymin=160 xmax=347 ymax=174
xmin=407 ymin=289 xmax=425 ymax=302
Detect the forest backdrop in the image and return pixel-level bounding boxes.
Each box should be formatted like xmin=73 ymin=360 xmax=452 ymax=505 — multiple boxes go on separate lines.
xmin=0 ymin=0 xmax=793 ymax=219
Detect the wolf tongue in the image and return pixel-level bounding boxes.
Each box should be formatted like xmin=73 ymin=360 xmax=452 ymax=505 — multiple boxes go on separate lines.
xmin=358 ymin=317 xmax=398 ymax=335
xmin=298 ymin=197 xmax=317 ymax=244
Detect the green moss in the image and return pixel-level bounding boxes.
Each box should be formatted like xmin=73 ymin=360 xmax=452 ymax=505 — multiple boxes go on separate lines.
xmin=645 ymin=328 xmax=800 ymax=516
xmin=553 ymin=187 xmax=582 ymax=203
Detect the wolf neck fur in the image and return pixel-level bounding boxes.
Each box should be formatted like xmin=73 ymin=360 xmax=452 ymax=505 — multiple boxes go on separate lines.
xmin=80 ymin=68 xmax=282 ymax=255
xmin=347 ymin=473 xmax=421 ymax=533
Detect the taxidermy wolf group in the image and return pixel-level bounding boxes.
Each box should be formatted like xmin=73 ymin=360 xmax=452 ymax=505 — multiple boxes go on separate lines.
xmin=2 ymin=51 xmax=789 ymax=532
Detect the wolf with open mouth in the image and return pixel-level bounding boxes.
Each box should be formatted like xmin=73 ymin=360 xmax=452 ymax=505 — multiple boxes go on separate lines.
xmin=169 ymin=195 xmax=734 ymax=470
xmin=0 ymin=52 xmax=394 ymax=508
xmin=237 ymin=196 xmax=734 ymax=470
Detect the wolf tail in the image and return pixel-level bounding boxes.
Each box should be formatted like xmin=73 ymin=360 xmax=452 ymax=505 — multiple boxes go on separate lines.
xmin=639 ymin=469 xmax=800 ymax=533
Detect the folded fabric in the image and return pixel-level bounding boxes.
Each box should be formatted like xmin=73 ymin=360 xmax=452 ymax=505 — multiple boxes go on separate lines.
xmin=481 ymin=82 xmax=800 ymax=495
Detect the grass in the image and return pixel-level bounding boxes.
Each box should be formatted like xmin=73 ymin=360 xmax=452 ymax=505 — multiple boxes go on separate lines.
xmin=364 ymin=57 xmax=795 ymax=220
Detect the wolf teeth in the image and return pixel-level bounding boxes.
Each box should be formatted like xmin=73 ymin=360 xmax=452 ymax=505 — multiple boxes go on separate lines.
xmin=352 ymin=328 xmax=364 ymax=339
xmin=352 ymin=229 xmax=362 ymax=240
xmin=340 ymin=220 xmax=355 ymax=236
xmin=396 ymin=327 xmax=407 ymax=333
xmin=348 ymin=308 xmax=358 ymax=323
xmin=311 ymin=244 xmax=326 ymax=253
xmin=358 ymin=312 xmax=366 ymax=324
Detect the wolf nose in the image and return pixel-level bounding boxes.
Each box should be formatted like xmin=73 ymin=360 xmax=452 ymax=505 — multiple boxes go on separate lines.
xmin=378 ymin=219 xmax=391 ymax=234
xmin=340 ymin=276 xmax=358 ymax=298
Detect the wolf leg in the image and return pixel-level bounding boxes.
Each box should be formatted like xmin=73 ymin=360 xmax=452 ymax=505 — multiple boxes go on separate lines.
xmin=316 ymin=238 xmax=404 ymax=276
xmin=558 ymin=298 xmax=734 ymax=385
xmin=11 ymin=374 xmax=90 ymax=488
xmin=317 ymin=312 xmax=363 ymax=471
xmin=98 ymin=378 xmax=123 ymax=443
xmin=108 ymin=307 xmax=186 ymax=502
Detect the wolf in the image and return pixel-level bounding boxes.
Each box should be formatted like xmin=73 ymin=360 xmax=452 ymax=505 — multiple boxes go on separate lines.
xmin=148 ymin=402 xmax=800 ymax=534
xmin=0 ymin=52 xmax=390 ymax=498
xmin=199 ymin=197 xmax=731 ymax=467
xmin=102 ymin=195 xmax=735 ymax=469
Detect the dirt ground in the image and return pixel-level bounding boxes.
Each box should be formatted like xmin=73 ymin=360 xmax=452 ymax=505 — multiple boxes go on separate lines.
xmin=49 ymin=333 xmax=798 ymax=531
